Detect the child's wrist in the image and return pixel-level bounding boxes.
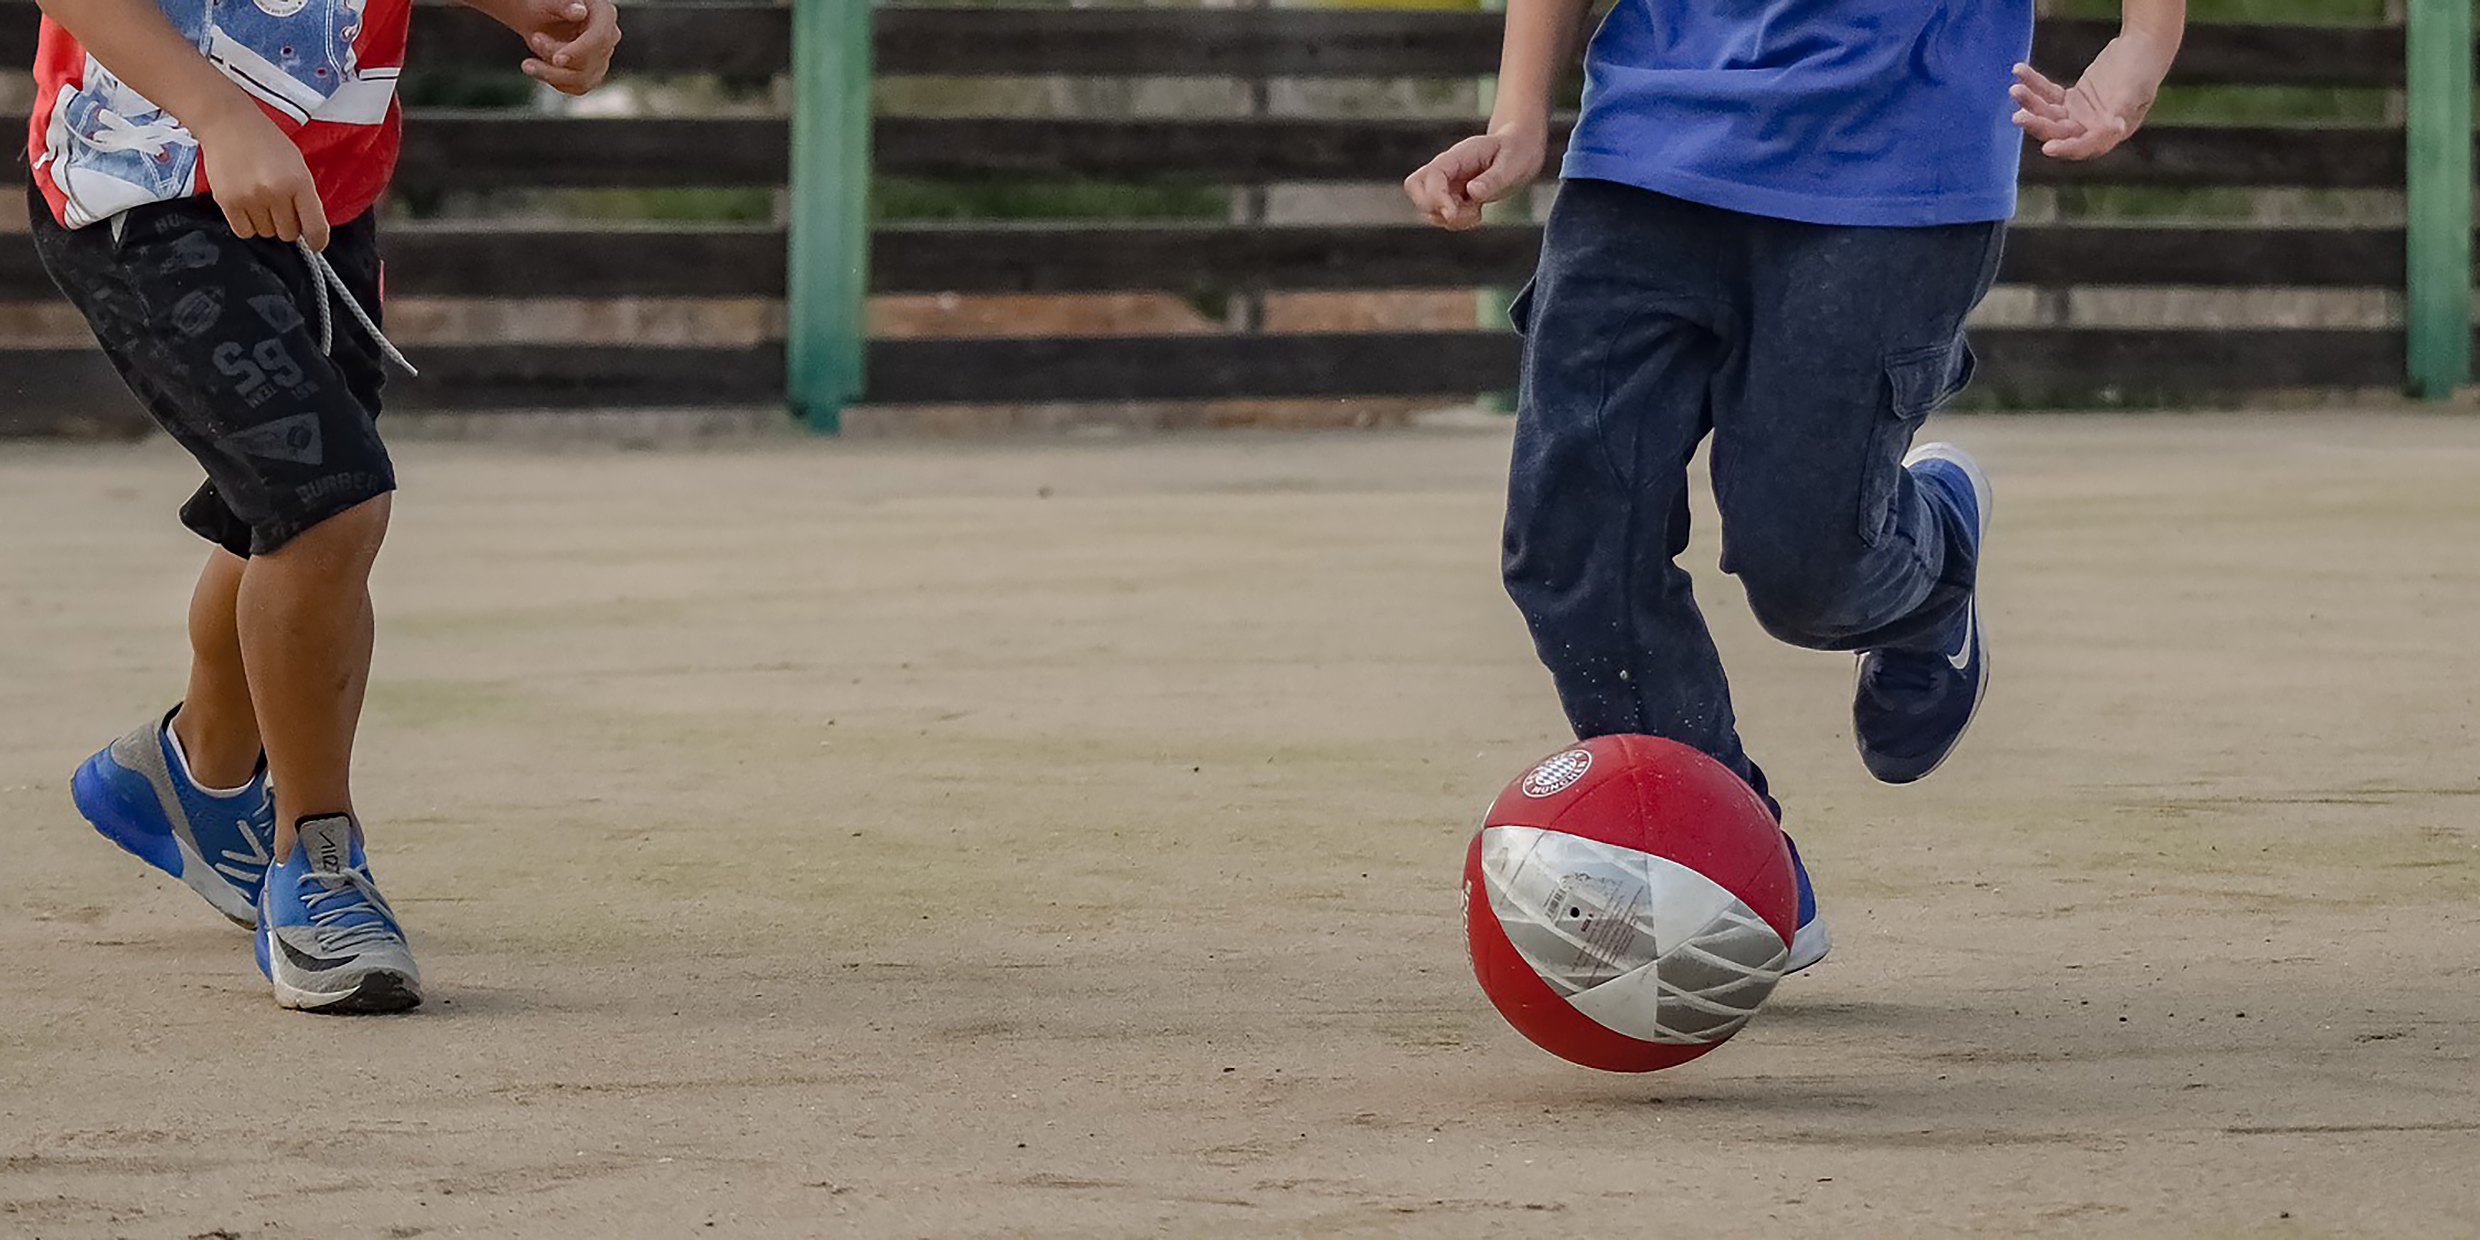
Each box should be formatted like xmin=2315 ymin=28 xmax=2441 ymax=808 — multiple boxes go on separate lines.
xmin=186 ymin=95 xmax=278 ymax=146
xmin=1487 ymin=114 xmax=1550 ymax=146
xmin=456 ymin=0 xmax=522 ymax=24
xmin=2106 ymin=27 xmax=2179 ymax=80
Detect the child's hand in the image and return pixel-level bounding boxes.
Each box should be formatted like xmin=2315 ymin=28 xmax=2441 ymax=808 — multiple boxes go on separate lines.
xmin=2012 ymin=33 xmax=2175 ymax=161
xmin=516 ymin=0 xmax=622 ymax=95
xmin=200 ymin=109 xmax=331 ymax=250
xmin=1405 ymin=128 xmax=1545 ymax=231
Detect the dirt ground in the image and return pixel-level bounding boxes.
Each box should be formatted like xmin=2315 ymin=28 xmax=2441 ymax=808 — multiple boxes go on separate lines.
xmin=2 ymin=411 xmax=2476 ymax=1240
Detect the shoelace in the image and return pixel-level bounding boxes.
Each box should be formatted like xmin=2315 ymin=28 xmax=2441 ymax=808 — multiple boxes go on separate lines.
xmin=1864 ymin=647 xmax=1947 ymax=700
xmin=299 ymin=864 xmax=408 ymax=952
xmin=296 ymin=239 xmax=419 ymax=377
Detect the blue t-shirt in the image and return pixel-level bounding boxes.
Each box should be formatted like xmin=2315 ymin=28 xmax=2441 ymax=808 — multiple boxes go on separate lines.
xmin=1561 ymin=0 xmax=2034 ymax=226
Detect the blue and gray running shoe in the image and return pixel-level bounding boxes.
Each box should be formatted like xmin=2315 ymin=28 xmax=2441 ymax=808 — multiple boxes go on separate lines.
xmin=70 ymin=708 xmax=275 ymax=927
xmin=255 ymin=814 xmax=422 ymax=1013
xmin=1854 ymin=442 xmax=1993 ymax=785
xmin=1784 ymin=833 xmax=1830 ymax=974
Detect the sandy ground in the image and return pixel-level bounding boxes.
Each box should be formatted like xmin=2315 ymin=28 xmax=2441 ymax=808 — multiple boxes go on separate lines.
xmin=2 ymin=412 xmax=2476 ymax=1240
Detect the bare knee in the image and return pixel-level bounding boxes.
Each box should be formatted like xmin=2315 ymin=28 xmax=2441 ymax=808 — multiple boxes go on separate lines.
xmin=261 ymin=494 xmax=391 ymax=571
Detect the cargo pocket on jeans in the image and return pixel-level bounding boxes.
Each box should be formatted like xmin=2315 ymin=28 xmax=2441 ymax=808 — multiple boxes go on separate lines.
xmin=1505 ymin=279 xmax=1539 ymax=336
xmin=1859 ymin=337 xmax=1976 ymax=546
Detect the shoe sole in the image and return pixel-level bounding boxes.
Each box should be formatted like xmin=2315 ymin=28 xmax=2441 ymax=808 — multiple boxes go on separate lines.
xmin=1781 ymin=835 xmax=1830 ymax=974
xmin=277 ymin=971 xmax=423 ymax=1015
xmin=71 ymin=751 xmax=258 ymax=928
xmin=1855 ymin=442 xmax=1996 ymax=785
xmin=1785 ymin=917 xmax=1832 ymax=974
xmin=258 ymin=927 xmax=423 ymax=1014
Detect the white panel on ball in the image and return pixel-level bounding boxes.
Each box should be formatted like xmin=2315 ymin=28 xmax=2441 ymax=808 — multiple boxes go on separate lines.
xmin=1478 ymin=825 xmax=1790 ymax=1044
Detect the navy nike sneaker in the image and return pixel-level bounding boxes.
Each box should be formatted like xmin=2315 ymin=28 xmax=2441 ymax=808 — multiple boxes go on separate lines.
xmin=1783 ymin=833 xmax=1830 ymax=973
xmin=1854 ymin=443 xmax=1992 ymax=785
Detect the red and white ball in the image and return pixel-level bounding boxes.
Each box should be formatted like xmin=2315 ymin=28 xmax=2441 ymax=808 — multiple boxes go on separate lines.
xmin=1463 ymin=735 xmax=1799 ymax=1073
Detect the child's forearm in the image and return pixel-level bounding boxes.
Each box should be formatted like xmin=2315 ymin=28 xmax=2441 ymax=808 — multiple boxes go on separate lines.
xmin=2119 ymin=0 xmax=2186 ymax=67
xmin=1487 ymin=0 xmax=1594 ymax=139
xmin=35 ymin=0 xmax=270 ymax=142
xmin=458 ymin=0 xmax=536 ymax=35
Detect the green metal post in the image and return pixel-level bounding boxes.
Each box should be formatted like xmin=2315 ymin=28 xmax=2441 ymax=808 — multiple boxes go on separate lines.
xmin=787 ymin=0 xmax=873 ymax=433
xmin=2404 ymin=0 xmax=2473 ymax=400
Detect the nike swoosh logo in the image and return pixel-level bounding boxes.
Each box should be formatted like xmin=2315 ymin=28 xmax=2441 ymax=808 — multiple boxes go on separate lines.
xmin=1947 ymin=602 xmax=1976 ymax=672
xmin=277 ymin=937 xmax=358 ymax=973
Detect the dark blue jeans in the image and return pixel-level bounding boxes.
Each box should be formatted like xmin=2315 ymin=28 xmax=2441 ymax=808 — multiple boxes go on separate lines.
xmin=1504 ymin=178 xmax=2003 ymax=807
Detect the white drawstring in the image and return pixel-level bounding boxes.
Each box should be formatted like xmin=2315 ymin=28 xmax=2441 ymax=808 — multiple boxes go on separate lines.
xmin=297 ymin=238 xmax=418 ymax=377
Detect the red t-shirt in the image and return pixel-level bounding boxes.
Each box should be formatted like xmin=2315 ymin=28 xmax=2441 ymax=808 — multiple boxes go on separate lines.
xmin=28 ymin=0 xmax=410 ymax=229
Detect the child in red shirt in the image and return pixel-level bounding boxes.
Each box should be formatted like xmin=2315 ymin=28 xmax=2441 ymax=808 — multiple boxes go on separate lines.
xmin=32 ymin=0 xmax=620 ymax=1013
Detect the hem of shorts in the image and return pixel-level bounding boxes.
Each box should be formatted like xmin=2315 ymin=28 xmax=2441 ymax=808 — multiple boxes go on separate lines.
xmin=1558 ymin=154 xmax=2018 ymax=227
xmin=241 ymin=478 xmax=398 ymax=558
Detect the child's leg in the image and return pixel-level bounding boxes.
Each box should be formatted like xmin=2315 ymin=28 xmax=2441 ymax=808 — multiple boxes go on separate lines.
xmin=1710 ymin=215 xmax=2003 ymax=789
xmin=1502 ymin=180 xmax=1770 ymax=795
xmin=1709 ymin=217 xmax=2004 ymax=652
xmin=168 ymin=503 xmax=391 ymax=859
xmin=70 ymin=546 xmax=277 ymax=927
xmin=244 ymin=502 xmax=418 ymax=1012
xmin=62 ymin=197 xmax=401 ymax=849
xmin=171 ymin=549 xmax=264 ymax=790
xmin=237 ymin=495 xmax=389 ymax=858
xmin=128 ymin=488 xmax=389 ymax=890
xmin=37 ymin=188 xmax=417 ymax=1007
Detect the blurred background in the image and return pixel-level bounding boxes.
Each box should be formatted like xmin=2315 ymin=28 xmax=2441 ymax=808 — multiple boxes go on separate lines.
xmin=0 ymin=0 xmax=2464 ymax=439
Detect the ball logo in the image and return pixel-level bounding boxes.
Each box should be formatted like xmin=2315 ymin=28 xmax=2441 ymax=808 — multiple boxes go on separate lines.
xmin=255 ymin=0 xmax=312 ymax=15
xmin=1520 ymin=748 xmax=1593 ymax=798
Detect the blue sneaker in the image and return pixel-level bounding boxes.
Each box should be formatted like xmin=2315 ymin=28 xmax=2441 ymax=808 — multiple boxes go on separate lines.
xmin=1783 ymin=833 xmax=1830 ymax=974
xmin=1854 ymin=443 xmax=1993 ymax=785
xmin=255 ymin=814 xmax=422 ymax=1013
xmin=70 ymin=708 xmax=275 ymax=927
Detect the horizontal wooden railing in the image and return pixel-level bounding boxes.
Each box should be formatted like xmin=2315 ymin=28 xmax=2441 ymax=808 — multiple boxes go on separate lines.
xmin=0 ymin=220 xmax=2416 ymax=302
xmin=865 ymin=328 xmax=2413 ymax=404
xmin=0 ymin=112 xmax=2429 ymax=191
xmin=879 ymin=119 xmax=2418 ymax=189
xmin=0 ymin=8 xmax=2431 ymax=86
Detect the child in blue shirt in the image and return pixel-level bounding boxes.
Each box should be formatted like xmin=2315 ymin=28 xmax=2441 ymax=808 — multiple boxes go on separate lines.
xmin=1408 ymin=0 xmax=2184 ymax=971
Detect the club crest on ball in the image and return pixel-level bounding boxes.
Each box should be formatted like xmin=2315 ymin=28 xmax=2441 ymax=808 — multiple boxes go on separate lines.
xmin=1520 ymin=748 xmax=1592 ymax=798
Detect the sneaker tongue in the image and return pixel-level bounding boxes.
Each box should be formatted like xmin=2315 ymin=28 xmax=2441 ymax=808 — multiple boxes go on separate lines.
xmin=296 ymin=814 xmax=357 ymax=873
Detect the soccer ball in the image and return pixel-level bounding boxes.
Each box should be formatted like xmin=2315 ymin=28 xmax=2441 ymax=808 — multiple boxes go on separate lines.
xmin=1463 ymin=734 xmax=1799 ymax=1072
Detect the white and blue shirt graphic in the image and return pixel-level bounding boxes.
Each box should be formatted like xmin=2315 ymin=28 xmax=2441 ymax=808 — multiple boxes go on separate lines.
xmin=38 ymin=0 xmax=399 ymax=227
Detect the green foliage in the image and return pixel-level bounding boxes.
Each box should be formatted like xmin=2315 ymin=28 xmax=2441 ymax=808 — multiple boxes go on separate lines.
xmin=2148 ymin=85 xmax=2390 ymax=124
xmin=874 ymin=177 xmax=1231 ymax=223
xmin=560 ymin=187 xmax=781 ymax=224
